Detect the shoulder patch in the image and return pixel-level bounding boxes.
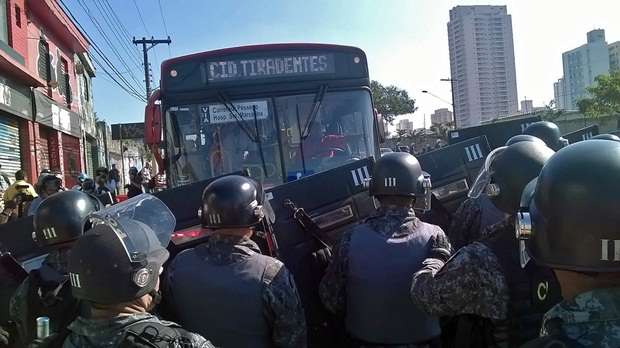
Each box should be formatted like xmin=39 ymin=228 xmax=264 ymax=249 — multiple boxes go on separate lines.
xmin=262 ymin=259 xmax=284 ymax=286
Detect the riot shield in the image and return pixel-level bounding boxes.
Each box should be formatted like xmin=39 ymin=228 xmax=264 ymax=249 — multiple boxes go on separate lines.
xmin=0 ymin=252 xmax=27 ymax=324
xmin=417 ymin=136 xmax=492 ymax=214
xmin=153 ymin=171 xmax=242 ymax=233
xmin=0 ymin=216 xmax=42 ymax=263
xmin=562 ymin=124 xmax=599 ymax=144
xmin=448 ymin=115 xmax=541 ymax=149
xmin=266 ymin=157 xmax=376 ymax=347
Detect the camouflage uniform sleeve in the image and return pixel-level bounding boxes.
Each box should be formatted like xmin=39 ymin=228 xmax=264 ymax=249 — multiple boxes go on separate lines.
xmin=8 ymin=278 xmax=30 ymax=345
xmin=318 ymin=230 xmax=352 ymax=317
xmin=263 ymin=262 xmax=308 ymax=348
xmin=183 ymin=331 xmax=217 ymax=348
xmin=447 ymin=198 xmax=481 ymax=250
xmin=410 ymin=242 xmax=510 ymax=320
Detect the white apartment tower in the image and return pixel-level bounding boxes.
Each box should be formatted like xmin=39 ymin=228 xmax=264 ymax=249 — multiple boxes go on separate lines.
xmin=447 ymin=6 xmax=519 ymax=127
xmin=560 ymin=29 xmax=610 ymax=110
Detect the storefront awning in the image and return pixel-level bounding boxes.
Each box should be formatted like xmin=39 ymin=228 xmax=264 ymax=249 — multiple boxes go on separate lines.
xmin=0 ymin=74 xmax=33 ymax=120
xmin=34 ymin=90 xmax=81 ymax=137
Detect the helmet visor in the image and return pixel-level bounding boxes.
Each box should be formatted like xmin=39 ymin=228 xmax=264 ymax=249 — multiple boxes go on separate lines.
xmin=89 ymin=194 xmax=176 ymax=251
xmin=414 ymin=172 xmax=432 ymax=212
xmin=468 ymin=146 xmax=507 ymax=199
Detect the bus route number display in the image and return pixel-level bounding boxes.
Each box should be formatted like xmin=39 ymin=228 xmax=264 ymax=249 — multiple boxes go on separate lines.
xmin=207 ymin=54 xmax=335 ymax=82
xmin=201 ymin=100 xmax=269 ymax=124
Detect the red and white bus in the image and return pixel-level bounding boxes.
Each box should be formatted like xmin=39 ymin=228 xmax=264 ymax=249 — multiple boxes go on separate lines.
xmin=145 ymin=43 xmax=385 ymax=188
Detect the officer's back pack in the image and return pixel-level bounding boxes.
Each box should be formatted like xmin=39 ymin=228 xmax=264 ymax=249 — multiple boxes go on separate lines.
xmin=33 ymin=320 xmax=199 ymax=348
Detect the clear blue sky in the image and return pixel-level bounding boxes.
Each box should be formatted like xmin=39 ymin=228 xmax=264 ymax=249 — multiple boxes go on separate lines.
xmin=64 ymin=0 xmax=620 ymax=128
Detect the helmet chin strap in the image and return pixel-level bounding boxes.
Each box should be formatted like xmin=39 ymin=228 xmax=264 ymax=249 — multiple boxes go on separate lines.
xmin=148 ymin=289 xmax=162 ymax=311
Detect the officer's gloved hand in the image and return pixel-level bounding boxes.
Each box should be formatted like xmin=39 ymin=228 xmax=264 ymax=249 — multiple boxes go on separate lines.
xmin=428 ymin=234 xmax=451 ymax=263
xmin=0 ymin=326 xmax=9 ymax=346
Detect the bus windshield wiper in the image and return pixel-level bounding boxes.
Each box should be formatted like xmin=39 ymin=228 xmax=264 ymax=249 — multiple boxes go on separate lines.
xmin=217 ymin=92 xmax=259 ymax=143
xmin=301 ymin=84 xmax=328 ymax=140
xmin=217 ymin=93 xmax=269 ymax=178
xmin=252 ymin=105 xmax=269 ymax=178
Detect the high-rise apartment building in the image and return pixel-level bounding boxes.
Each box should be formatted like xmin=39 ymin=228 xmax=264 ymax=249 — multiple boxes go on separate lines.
xmin=397 ymin=119 xmax=414 ymax=132
xmin=609 ymin=41 xmax=620 ymax=72
xmin=447 ymin=5 xmax=519 ymax=127
xmin=556 ymin=29 xmax=610 ymax=110
xmin=430 ymin=108 xmax=453 ymax=126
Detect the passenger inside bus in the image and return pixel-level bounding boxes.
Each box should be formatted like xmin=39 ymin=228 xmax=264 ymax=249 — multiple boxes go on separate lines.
xmin=165 ymin=90 xmax=374 ymax=188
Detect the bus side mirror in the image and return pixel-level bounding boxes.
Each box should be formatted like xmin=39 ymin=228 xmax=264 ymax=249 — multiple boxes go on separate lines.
xmin=374 ymin=109 xmax=386 ymax=143
xmin=144 ymin=90 xmax=164 ymax=174
xmin=144 ymin=90 xmax=162 ymax=147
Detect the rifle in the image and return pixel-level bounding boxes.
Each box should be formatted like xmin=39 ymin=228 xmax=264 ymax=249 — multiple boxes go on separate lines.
xmin=284 ymin=199 xmax=332 ymax=264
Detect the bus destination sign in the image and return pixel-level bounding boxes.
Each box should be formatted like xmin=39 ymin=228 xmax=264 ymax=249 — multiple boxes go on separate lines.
xmin=207 ymin=54 xmax=335 ymax=82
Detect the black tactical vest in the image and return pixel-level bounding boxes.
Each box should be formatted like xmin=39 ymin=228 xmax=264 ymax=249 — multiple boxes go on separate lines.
xmin=119 ymin=320 xmax=206 ymax=348
xmin=22 ymin=266 xmax=80 ymax=345
xmin=169 ymin=244 xmax=279 ymax=348
xmin=481 ymin=224 xmax=562 ymax=347
xmin=346 ymin=221 xmax=442 ymax=344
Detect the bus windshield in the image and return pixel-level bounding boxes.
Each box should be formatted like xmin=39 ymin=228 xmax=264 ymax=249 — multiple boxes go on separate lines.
xmin=164 ymin=89 xmax=375 ymax=188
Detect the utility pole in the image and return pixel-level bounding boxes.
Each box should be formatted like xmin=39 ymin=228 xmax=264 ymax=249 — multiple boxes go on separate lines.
xmin=440 ymin=78 xmax=458 ymax=129
xmin=133 ymin=36 xmax=171 ymax=98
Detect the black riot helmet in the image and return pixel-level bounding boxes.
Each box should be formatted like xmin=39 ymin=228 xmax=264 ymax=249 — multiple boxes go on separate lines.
xmin=523 ymin=121 xmax=568 ymax=151
xmin=33 ymin=190 xmax=98 ymax=248
xmin=469 ymin=141 xmax=554 ymax=214
xmin=68 ymin=194 xmax=175 ymax=304
xmin=201 ymin=175 xmax=274 ymax=229
xmin=369 ymin=152 xmax=431 ymax=208
xmin=591 ymin=133 xmax=620 ymax=142
xmin=517 ymin=140 xmax=620 ymax=272
xmin=505 ymin=134 xmax=546 ymax=147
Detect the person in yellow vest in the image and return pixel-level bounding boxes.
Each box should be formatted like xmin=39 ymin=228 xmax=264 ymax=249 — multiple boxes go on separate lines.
xmin=1 ymin=170 xmax=37 ymax=222
xmin=3 ymin=170 xmax=37 ymax=203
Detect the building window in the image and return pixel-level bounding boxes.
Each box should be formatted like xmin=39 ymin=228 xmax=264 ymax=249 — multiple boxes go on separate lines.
xmin=38 ymin=40 xmax=51 ymax=81
xmin=84 ymin=75 xmax=90 ymax=101
xmin=0 ymin=0 xmax=8 ymax=44
xmin=60 ymin=58 xmax=71 ymax=105
xmin=14 ymin=5 xmax=20 ymax=28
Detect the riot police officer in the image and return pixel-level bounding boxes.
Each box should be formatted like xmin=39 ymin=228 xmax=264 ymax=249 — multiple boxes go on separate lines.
xmin=165 ymin=175 xmax=307 ymax=348
xmin=320 ymin=152 xmax=447 ymax=347
xmin=446 ymin=134 xmax=543 ymax=250
xmin=591 ymin=133 xmax=620 ymax=141
xmin=411 ymin=141 xmax=561 ymax=347
xmin=518 ymin=140 xmax=620 ymax=347
xmin=58 ymin=194 xmax=214 ymax=347
xmin=505 ymin=134 xmax=546 ymax=147
xmin=523 ymin=121 xmax=569 ymax=151
xmin=28 ymin=174 xmax=64 ymax=216
xmin=8 ymin=190 xmax=97 ymax=347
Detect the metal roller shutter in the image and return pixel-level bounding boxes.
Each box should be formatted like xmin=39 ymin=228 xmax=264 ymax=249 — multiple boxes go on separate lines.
xmin=37 ymin=127 xmax=50 ymax=172
xmin=0 ymin=115 xmax=22 ymax=180
xmin=62 ymin=134 xmax=81 ymax=188
xmin=84 ymin=141 xmax=94 ymax=176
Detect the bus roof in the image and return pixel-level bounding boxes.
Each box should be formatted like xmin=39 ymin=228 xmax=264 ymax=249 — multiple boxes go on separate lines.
xmin=161 ymin=43 xmax=366 ymax=69
xmin=160 ymin=43 xmax=369 ymax=96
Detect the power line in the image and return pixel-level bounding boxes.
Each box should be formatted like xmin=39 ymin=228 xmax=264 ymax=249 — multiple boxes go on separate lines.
xmin=101 ymin=0 xmax=139 ymax=51
xmin=93 ymin=0 xmax=142 ymax=68
xmin=157 ymin=0 xmax=171 ymax=57
xmin=74 ymin=0 xmax=144 ymax=90
xmin=133 ymin=37 xmax=171 ymax=98
xmin=132 ymin=0 xmax=151 ymax=36
xmin=56 ymin=0 xmax=146 ymax=101
xmin=91 ymin=0 xmax=142 ymax=70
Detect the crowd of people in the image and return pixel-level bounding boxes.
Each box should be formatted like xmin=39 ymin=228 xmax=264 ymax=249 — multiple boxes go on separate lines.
xmin=1 ymin=121 xmax=620 ymax=347
xmin=0 ymin=162 xmax=157 ymax=225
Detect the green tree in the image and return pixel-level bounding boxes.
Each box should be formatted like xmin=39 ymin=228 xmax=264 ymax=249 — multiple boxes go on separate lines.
xmin=540 ymin=100 xmax=564 ymax=122
xmin=577 ymin=70 xmax=620 ymax=118
xmin=371 ymin=80 xmax=417 ymax=124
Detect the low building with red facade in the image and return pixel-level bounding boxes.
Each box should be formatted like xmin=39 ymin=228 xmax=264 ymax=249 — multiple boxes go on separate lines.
xmin=0 ymin=0 xmax=97 ymax=188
